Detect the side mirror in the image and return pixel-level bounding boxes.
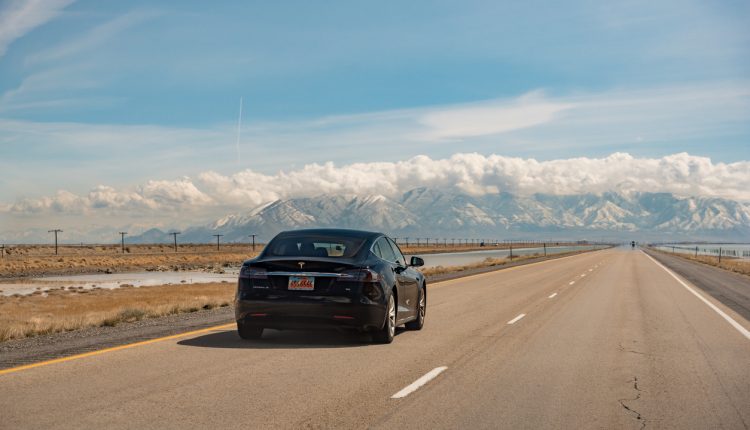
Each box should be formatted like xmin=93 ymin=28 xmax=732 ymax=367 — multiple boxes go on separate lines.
xmin=409 ymin=256 xmax=424 ymax=267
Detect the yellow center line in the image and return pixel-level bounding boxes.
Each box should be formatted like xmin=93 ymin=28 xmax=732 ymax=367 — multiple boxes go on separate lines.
xmin=0 ymin=323 xmax=235 ymax=377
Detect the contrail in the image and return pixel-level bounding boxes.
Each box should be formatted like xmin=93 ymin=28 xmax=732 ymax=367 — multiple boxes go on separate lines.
xmin=236 ymin=96 xmax=243 ymax=166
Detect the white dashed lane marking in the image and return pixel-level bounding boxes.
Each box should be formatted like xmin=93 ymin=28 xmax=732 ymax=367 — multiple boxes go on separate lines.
xmin=392 ymin=367 xmax=448 ymax=399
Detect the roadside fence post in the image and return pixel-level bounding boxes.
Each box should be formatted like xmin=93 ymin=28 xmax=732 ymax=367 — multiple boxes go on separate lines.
xmin=718 ymin=247 xmax=722 ymax=264
xmin=544 ymin=243 xmax=546 ymax=257
xmin=695 ymin=246 xmax=698 ymax=257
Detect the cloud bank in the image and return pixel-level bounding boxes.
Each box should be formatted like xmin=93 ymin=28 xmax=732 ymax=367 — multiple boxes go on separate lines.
xmin=4 ymin=152 xmax=749 ymax=218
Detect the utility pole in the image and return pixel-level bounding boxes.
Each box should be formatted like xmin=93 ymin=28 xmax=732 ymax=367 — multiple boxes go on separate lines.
xmin=249 ymin=234 xmax=257 ymax=252
xmin=404 ymin=237 xmax=409 ymax=247
xmin=213 ymin=234 xmax=223 ymax=251
xmin=426 ymin=238 xmax=430 ymax=247
xmin=48 ymin=229 xmax=62 ymax=255
xmin=544 ymin=243 xmax=547 ymax=257
xmin=509 ymin=243 xmax=513 ymax=260
xmin=170 ymin=232 xmax=181 ymax=252
xmin=1 ymin=244 xmax=4 ymax=259
xmin=695 ymin=246 xmax=698 ymax=257
xmin=119 ymin=232 xmax=127 ymax=254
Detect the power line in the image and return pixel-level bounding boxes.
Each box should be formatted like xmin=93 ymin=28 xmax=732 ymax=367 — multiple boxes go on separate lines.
xmin=119 ymin=232 xmax=127 ymax=254
xmin=170 ymin=232 xmax=181 ymax=252
xmin=48 ymin=229 xmax=62 ymax=255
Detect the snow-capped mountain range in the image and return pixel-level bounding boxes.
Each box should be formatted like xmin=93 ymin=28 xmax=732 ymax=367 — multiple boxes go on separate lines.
xmin=4 ymin=188 xmax=747 ymax=244
xmin=133 ymin=188 xmax=750 ymax=243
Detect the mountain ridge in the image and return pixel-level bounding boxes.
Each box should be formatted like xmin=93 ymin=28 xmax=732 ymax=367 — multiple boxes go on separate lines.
xmin=5 ymin=188 xmax=748 ymax=244
xmin=153 ymin=188 xmax=750 ymax=243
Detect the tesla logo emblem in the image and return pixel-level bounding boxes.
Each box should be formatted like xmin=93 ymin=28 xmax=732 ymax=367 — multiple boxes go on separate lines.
xmin=298 ymin=262 xmax=305 ymax=269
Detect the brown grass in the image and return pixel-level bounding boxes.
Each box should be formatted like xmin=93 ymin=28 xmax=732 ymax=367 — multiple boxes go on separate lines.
xmin=0 ymin=282 xmax=235 ymax=342
xmin=0 ymin=250 xmax=259 ymax=278
xmin=650 ymin=248 xmax=750 ymax=277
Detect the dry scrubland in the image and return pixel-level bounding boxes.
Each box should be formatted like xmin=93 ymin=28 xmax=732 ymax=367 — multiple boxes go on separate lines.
xmin=651 ymin=248 xmax=750 ymax=277
xmin=0 ymin=282 xmax=236 ymax=342
xmin=0 ymin=247 xmax=260 ymax=278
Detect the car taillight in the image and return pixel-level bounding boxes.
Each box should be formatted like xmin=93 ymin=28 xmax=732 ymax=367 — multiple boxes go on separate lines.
xmin=341 ymin=269 xmax=383 ymax=301
xmin=362 ymin=283 xmax=382 ymax=301
xmin=341 ymin=268 xmax=382 ymax=283
xmin=240 ymin=266 xmax=267 ymax=279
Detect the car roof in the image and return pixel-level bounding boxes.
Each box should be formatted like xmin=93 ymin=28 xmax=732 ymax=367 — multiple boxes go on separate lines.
xmin=273 ymin=228 xmax=384 ymax=240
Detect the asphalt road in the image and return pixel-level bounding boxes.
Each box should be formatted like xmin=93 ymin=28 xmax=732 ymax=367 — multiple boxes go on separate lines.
xmin=1 ymin=248 xmax=749 ymax=429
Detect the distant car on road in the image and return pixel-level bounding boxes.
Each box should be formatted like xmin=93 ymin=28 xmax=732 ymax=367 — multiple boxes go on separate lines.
xmin=235 ymin=228 xmax=426 ymax=343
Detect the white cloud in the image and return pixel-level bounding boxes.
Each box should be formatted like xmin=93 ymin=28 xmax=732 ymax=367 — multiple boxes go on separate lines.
xmin=417 ymin=91 xmax=574 ymax=140
xmin=5 ymin=152 xmax=749 ymax=218
xmin=138 ymin=178 xmax=213 ymax=207
xmin=0 ymin=0 xmax=74 ymax=58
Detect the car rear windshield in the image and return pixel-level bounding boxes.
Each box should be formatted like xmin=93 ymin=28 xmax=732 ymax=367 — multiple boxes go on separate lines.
xmin=264 ymin=234 xmax=367 ymax=259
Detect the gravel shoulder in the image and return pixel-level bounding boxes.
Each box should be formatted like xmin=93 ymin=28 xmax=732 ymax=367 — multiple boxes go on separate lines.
xmin=0 ymin=248 xmax=602 ymax=370
xmin=644 ymin=248 xmax=750 ymax=322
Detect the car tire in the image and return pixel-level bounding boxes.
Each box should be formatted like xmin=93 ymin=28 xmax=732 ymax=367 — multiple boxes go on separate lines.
xmin=237 ymin=321 xmax=263 ymax=340
xmin=373 ymin=293 xmax=396 ymax=344
xmin=405 ymin=284 xmax=426 ymax=330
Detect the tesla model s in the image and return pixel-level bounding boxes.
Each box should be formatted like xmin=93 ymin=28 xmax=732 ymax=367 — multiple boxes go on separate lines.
xmin=235 ymin=228 xmax=426 ymax=343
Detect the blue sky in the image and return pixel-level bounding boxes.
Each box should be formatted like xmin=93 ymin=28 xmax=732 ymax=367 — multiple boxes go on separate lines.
xmin=0 ymin=0 xmax=749 ymax=234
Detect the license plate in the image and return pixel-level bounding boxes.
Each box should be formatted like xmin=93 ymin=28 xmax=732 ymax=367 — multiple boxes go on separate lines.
xmin=288 ymin=276 xmax=314 ymax=290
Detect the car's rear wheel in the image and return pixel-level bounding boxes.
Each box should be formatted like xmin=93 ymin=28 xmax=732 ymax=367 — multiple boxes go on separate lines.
xmin=406 ymin=284 xmax=426 ymax=330
xmin=373 ymin=293 xmax=396 ymax=344
xmin=237 ymin=321 xmax=263 ymax=340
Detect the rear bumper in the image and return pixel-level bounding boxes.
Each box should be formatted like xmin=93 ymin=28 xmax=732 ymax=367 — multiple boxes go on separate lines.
xmin=235 ymin=297 xmax=387 ymax=331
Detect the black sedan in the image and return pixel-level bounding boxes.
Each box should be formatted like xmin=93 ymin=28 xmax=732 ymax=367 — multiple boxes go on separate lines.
xmin=235 ymin=228 xmax=426 ymax=343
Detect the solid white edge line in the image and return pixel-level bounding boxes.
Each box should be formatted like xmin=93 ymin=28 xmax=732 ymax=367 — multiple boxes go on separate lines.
xmin=642 ymin=252 xmax=750 ymax=340
xmin=391 ymin=366 xmax=448 ymax=399
xmin=548 ymin=292 xmax=558 ymax=299
xmin=507 ymin=313 xmax=526 ymax=324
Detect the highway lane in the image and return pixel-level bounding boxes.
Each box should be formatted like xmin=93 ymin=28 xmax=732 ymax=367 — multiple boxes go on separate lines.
xmin=1 ymin=248 xmax=748 ymax=429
